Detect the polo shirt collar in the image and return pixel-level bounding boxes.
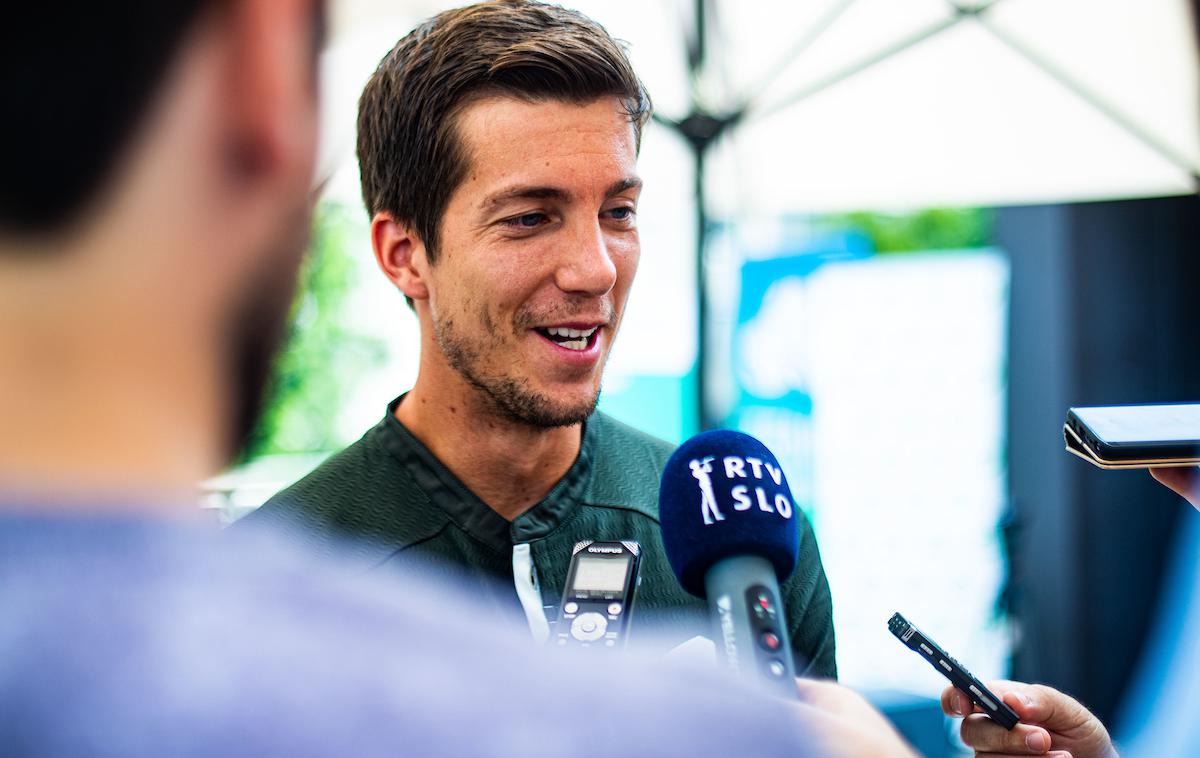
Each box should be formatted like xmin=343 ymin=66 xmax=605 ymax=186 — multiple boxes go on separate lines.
xmin=381 ymin=396 xmax=596 ymax=552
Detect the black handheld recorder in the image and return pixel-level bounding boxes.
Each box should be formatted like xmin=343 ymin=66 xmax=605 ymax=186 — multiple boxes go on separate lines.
xmin=888 ymin=612 xmax=1018 ymax=730
xmin=553 ymin=540 xmax=640 ymax=650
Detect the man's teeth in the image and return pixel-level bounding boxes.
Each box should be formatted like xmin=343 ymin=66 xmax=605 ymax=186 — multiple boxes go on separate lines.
xmin=546 ymin=326 xmax=597 ymax=339
xmin=541 ymin=326 xmax=598 ymax=351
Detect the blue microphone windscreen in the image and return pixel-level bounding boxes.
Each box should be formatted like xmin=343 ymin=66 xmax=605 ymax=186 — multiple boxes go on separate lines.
xmin=658 ymin=430 xmax=800 ymax=597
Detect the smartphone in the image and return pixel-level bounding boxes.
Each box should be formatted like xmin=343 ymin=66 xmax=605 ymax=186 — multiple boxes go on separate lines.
xmin=888 ymin=612 xmax=1018 ymax=730
xmin=1065 ymin=403 xmax=1200 ymax=470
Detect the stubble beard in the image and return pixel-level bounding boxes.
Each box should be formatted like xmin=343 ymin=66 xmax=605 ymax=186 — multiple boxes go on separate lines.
xmin=432 ymin=304 xmax=603 ymax=429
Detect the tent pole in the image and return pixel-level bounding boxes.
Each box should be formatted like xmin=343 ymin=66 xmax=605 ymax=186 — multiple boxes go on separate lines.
xmin=694 ymin=145 xmax=710 ymax=431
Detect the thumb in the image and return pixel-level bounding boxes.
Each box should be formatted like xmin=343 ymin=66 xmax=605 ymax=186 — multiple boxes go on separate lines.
xmin=1002 ymin=686 xmax=1084 ymax=731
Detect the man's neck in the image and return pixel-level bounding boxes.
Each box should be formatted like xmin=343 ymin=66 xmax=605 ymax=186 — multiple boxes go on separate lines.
xmin=0 ymin=321 xmax=225 ymax=513
xmin=396 ymin=378 xmax=584 ymax=522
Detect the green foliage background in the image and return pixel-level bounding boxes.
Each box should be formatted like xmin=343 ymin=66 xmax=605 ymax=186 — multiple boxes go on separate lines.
xmin=827 ymin=207 xmax=994 ymax=253
xmin=240 ymin=202 xmax=386 ymax=461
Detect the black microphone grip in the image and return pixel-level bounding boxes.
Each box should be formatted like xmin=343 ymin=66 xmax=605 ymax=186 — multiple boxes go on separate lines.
xmin=705 ymin=555 xmax=796 ymax=697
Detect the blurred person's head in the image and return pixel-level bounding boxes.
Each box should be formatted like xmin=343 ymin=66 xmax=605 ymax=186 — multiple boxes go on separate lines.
xmin=0 ymin=1 xmax=324 ymax=495
xmin=361 ymin=0 xmax=651 ymax=429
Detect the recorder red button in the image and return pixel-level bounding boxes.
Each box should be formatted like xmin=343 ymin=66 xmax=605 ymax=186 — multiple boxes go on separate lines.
xmin=760 ymin=632 xmax=781 ymax=651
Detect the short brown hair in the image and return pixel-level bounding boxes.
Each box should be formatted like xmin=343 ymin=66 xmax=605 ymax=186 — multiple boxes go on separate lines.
xmin=356 ymin=0 xmax=651 ymax=262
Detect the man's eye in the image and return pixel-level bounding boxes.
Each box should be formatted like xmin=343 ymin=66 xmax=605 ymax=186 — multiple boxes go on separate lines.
xmin=505 ymin=212 xmax=548 ymax=229
xmin=607 ymin=207 xmax=636 ymax=222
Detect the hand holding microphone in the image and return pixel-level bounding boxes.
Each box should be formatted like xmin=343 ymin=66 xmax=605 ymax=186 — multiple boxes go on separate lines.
xmin=658 ymin=430 xmax=803 ymax=695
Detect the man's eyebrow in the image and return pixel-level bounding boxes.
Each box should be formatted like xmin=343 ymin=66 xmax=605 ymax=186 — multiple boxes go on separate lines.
xmin=481 ymin=186 xmax=570 ymax=212
xmin=480 ymin=178 xmax=643 ymax=213
xmin=607 ymin=177 xmax=643 ymax=196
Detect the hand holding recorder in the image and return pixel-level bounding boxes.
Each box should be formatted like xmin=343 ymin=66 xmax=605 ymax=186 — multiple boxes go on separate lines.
xmin=941 ymin=680 xmax=1116 ymax=758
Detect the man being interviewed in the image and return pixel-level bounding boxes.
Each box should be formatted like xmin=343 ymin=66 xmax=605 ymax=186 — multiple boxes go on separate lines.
xmin=245 ymin=0 xmax=836 ymax=675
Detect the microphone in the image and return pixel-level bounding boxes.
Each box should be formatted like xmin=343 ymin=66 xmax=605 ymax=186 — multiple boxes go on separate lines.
xmin=658 ymin=430 xmax=800 ymax=695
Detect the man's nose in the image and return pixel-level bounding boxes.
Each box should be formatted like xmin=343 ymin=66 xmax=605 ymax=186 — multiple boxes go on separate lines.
xmin=554 ymin=219 xmax=618 ymax=297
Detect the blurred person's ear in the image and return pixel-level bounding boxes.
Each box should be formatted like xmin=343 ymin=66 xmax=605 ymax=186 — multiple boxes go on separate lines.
xmin=148 ymin=0 xmax=324 ymax=348
xmin=372 ymin=213 xmax=432 ymax=303
xmin=222 ymin=0 xmax=320 ymax=198
xmin=198 ymin=0 xmax=320 ymax=282
xmin=66 ymin=0 xmax=324 ymax=293
xmin=82 ymin=0 xmax=325 ymax=341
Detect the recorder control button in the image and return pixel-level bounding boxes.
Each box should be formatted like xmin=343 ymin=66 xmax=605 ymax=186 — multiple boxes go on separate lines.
xmin=766 ymin=660 xmax=787 ymax=678
xmin=608 ymin=602 xmax=623 ymax=615
xmin=570 ymin=612 xmax=607 ymax=642
xmin=563 ymin=602 xmax=578 ymax=615
xmin=968 ymin=685 xmax=997 ymax=711
xmin=760 ymin=632 xmax=781 ymax=651
xmin=752 ymin=592 xmax=777 ymax=620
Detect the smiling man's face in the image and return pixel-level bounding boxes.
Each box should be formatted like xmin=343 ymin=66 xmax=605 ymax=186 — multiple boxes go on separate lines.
xmin=422 ymin=95 xmax=641 ymax=428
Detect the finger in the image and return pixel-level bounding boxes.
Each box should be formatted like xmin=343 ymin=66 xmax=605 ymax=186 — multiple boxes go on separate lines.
xmin=793 ymin=676 xmax=839 ymax=706
xmin=941 ymin=686 xmax=976 ymax=717
xmin=946 ymin=680 xmax=1031 ymax=717
xmin=1150 ymin=466 xmax=1193 ymax=496
xmin=977 ymin=681 xmax=1067 ymax=726
xmin=961 ymin=714 xmax=1052 ymax=754
xmin=975 ymin=752 xmax=1072 ymax=758
xmin=999 ymin=685 xmax=1090 ymax=731
xmin=1150 ymin=467 xmax=1200 ymax=508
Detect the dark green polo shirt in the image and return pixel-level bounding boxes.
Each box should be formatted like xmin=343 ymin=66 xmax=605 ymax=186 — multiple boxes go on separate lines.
xmin=243 ymin=399 xmax=837 ymax=677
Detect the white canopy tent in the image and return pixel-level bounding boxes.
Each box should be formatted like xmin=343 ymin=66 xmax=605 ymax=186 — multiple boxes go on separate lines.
xmin=325 ymin=0 xmax=1199 ymax=214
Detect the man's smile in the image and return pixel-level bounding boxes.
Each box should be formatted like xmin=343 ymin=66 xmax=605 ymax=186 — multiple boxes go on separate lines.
xmin=533 ymin=323 xmax=602 ymax=351
xmin=529 ymin=321 xmax=606 ymax=369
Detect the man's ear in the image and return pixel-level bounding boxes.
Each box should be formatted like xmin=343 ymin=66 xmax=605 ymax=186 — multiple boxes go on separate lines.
xmin=372 ymin=212 xmax=430 ymax=301
xmin=224 ymin=0 xmax=319 ymax=187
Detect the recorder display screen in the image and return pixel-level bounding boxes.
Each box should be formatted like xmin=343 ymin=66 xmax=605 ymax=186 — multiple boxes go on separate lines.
xmin=571 ymin=556 xmax=630 ymax=592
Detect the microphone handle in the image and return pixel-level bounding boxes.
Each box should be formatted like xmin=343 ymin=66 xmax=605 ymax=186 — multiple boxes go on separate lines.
xmin=704 ymin=555 xmax=797 ymax=697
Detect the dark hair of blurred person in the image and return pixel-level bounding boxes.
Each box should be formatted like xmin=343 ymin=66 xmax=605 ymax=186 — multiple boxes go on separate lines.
xmin=0 ymin=1 xmax=322 ymax=489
